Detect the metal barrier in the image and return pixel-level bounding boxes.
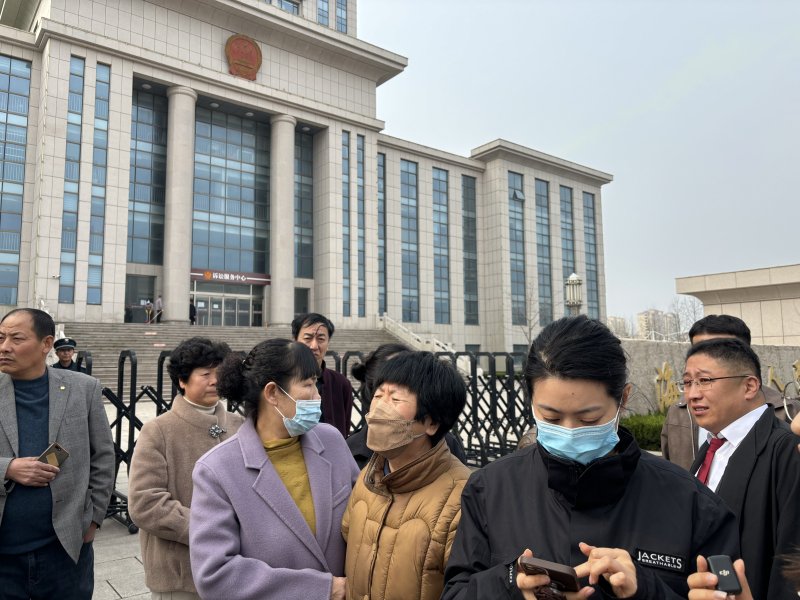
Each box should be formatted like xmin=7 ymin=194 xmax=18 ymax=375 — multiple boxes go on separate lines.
xmin=102 ymin=347 xmax=535 ymax=532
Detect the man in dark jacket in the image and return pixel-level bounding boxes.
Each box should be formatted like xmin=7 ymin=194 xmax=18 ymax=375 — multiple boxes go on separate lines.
xmin=51 ymin=338 xmax=87 ymax=373
xmin=292 ymin=313 xmax=353 ymax=438
xmin=684 ymin=338 xmax=800 ymax=599
xmin=661 ymin=314 xmax=799 ymax=470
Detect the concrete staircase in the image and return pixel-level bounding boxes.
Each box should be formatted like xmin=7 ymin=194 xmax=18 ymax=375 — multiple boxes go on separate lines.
xmin=59 ymin=322 xmax=401 ymax=393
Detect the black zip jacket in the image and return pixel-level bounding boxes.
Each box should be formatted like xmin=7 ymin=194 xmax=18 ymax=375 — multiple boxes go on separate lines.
xmin=442 ymin=428 xmax=740 ymax=600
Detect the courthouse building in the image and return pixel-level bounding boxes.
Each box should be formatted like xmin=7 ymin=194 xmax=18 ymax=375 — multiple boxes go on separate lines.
xmin=0 ymin=0 xmax=612 ymax=351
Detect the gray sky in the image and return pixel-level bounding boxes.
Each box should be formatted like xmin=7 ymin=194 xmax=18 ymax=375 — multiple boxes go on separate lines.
xmin=358 ymin=0 xmax=800 ymax=320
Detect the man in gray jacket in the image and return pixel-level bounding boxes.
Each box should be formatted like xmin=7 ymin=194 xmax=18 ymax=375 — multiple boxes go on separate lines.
xmin=0 ymin=308 xmax=115 ymax=599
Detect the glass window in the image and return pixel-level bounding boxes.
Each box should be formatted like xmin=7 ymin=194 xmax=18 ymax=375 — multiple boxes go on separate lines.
xmin=536 ymin=179 xmax=553 ymax=326
xmin=59 ymin=56 xmax=84 ymax=303
xmin=584 ymin=192 xmax=600 ymax=319
xmin=462 ymin=175 xmax=478 ymax=325
xmin=342 ymin=131 xmax=350 ymax=316
xmin=317 ymin=0 xmax=329 ymax=25
xmin=377 ymin=153 xmax=386 ymax=315
xmin=295 ymin=132 xmax=313 ymax=278
xmin=128 ymin=89 xmax=168 ymax=265
xmin=560 ymin=186 xmax=575 ymax=317
xmin=509 ymin=172 xmax=526 ymax=325
xmin=433 ymin=167 xmax=450 ymax=324
xmin=356 ymin=135 xmax=365 ymax=317
xmin=401 ymin=160 xmax=419 ymax=322
xmin=335 ymin=0 xmax=347 ymax=32
xmin=277 ymin=0 xmax=300 ymax=14
xmin=192 ymin=106 xmax=270 ymax=277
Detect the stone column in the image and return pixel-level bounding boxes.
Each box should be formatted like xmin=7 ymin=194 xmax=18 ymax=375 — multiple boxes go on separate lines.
xmin=268 ymin=114 xmax=296 ymax=326
xmin=162 ymin=86 xmax=197 ymax=323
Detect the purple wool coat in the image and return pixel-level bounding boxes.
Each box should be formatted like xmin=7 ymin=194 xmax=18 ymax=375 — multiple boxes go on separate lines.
xmin=190 ymin=418 xmax=360 ymax=600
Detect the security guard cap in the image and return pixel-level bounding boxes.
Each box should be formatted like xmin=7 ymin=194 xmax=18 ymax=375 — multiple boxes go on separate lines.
xmin=54 ymin=338 xmax=77 ymax=350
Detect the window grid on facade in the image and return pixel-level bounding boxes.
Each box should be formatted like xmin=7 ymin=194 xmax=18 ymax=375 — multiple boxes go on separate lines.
xmin=508 ymin=171 xmax=526 ymax=326
xmin=560 ymin=185 xmax=575 ymax=287
xmin=401 ymin=160 xmax=419 ymax=322
xmin=462 ymin=175 xmax=478 ymax=325
xmin=87 ymin=63 xmax=110 ymax=305
xmin=335 ymin=0 xmax=347 ymax=32
xmin=277 ymin=0 xmax=300 ymax=15
xmin=356 ymin=134 xmax=365 ymax=317
xmin=192 ymin=108 xmax=270 ymax=276
xmin=128 ymin=89 xmax=167 ymax=266
xmin=0 ymin=54 xmax=31 ymax=305
xmin=59 ymin=56 xmax=85 ymax=304
xmin=294 ymin=132 xmax=313 ymax=278
xmin=317 ymin=0 xmax=329 ymax=26
xmin=433 ymin=167 xmax=450 ymax=324
xmin=341 ymin=131 xmax=351 ymax=316
xmin=535 ymin=179 xmax=553 ymax=326
xmin=377 ymin=153 xmax=386 ymax=315
xmin=584 ymin=192 xmax=600 ymax=319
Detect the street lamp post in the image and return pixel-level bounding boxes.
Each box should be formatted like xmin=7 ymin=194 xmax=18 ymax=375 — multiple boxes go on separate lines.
xmin=565 ymin=272 xmax=583 ymax=317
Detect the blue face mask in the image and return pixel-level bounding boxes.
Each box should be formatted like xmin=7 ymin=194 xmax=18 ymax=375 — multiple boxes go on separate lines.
xmin=534 ymin=406 xmax=621 ymax=465
xmin=275 ymin=385 xmax=322 ymax=437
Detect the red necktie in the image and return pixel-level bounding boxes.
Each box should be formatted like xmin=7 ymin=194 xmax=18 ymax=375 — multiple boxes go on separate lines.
xmin=697 ymin=436 xmax=726 ymax=485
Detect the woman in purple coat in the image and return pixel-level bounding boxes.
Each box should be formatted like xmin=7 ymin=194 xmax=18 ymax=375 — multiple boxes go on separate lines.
xmin=189 ymin=339 xmax=360 ymax=600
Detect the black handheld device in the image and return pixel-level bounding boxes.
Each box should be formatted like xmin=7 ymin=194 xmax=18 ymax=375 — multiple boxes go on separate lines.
xmin=707 ymin=555 xmax=742 ymax=595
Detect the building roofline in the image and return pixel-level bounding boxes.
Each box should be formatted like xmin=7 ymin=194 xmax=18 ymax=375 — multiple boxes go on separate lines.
xmin=202 ymin=0 xmax=408 ymax=86
xmin=676 ymin=263 xmax=800 ymax=295
xmin=378 ymin=134 xmax=486 ymax=171
xmin=470 ymin=138 xmax=613 ymax=185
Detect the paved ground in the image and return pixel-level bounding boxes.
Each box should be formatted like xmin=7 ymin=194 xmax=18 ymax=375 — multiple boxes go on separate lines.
xmin=94 ymin=401 xmax=155 ymax=599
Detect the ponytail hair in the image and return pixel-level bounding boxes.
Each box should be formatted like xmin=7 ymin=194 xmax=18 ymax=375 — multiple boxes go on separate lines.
xmin=216 ymin=338 xmax=319 ymax=418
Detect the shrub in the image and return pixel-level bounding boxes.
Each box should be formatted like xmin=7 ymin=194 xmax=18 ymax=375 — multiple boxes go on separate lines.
xmin=621 ymin=413 xmax=665 ymax=451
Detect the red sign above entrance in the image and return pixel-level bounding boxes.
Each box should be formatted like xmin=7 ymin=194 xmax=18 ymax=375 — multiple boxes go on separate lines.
xmin=191 ymin=270 xmax=271 ymax=286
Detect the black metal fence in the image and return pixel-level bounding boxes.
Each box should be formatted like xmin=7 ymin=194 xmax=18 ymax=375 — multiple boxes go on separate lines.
xmin=102 ymin=349 xmax=531 ymax=531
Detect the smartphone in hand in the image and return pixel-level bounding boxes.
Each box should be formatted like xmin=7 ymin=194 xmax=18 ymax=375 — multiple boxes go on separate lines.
xmin=38 ymin=442 xmax=69 ymax=467
xmin=518 ymin=555 xmax=580 ymax=594
xmin=707 ymin=555 xmax=742 ymax=595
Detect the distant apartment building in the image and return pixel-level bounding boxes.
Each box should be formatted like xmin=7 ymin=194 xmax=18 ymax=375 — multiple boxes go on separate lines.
xmin=636 ymin=309 xmax=679 ymax=341
xmin=606 ymin=316 xmax=632 ymax=338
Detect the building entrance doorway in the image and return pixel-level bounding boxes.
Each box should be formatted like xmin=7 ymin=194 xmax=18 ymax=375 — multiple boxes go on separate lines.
xmin=191 ymin=282 xmax=263 ymax=327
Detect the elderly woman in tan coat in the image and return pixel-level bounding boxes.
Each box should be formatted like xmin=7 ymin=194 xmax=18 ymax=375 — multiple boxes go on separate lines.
xmin=342 ymin=351 xmax=470 ymax=600
xmin=128 ymin=337 xmax=243 ymax=600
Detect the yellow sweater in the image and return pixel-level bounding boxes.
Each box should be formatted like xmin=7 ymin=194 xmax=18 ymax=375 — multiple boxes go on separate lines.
xmin=263 ymin=436 xmax=316 ymax=535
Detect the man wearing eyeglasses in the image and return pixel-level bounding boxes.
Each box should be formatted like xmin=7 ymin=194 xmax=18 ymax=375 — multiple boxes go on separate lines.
xmin=683 ymin=337 xmax=800 ymax=600
xmin=661 ymin=314 xmax=800 ymax=470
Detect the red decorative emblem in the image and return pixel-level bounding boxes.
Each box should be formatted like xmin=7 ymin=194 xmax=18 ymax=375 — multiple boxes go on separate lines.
xmin=225 ymin=34 xmax=262 ymax=81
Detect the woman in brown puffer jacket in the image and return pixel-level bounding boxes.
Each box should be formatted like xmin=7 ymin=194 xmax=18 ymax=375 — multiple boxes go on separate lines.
xmin=342 ymin=351 xmax=471 ymax=600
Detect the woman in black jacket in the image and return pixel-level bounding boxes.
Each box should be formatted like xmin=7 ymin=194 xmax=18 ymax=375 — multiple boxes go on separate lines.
xmin=442 ymin=316 xmax=740 ymax=600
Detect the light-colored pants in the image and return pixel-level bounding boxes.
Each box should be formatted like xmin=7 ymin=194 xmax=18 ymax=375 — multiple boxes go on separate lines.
xmin=151 ymin=592 xmax=200 ymax=600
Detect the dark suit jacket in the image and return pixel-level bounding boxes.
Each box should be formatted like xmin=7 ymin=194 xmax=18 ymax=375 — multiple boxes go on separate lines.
xmin=662 ymin=387 xmax=799 ymax=471
xmin=0 ymin=368 xmax=115 ymax=562
xmin=318 ymin=361 xmax=353 ymax=438
xmin=690 ymin=408 xmax=800 ymax=599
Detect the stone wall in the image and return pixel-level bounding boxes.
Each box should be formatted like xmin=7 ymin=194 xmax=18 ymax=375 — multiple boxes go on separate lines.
xmin=621 ymin=339 xmax=800 ymax=414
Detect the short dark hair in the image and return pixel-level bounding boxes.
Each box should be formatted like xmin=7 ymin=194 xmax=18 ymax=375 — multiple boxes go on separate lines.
xmin=685 ymin=338 xmax=762 ymax=385
xmin=167 ymin=337 xmax=231 ymax=391
xmin=0 ymin=308 xmax=55 ymax=340
xmin=351 ymin=342 xmax=411 ymax=410
xmin=373 ymin=351 xmax=466 ymax=445
xmin=524 ymin=316 xmax=628 ymax=403
xmin=216 ymin=339 xmax=320 ymax=419
xmin=689 ymin=315 xmax=751 ymax=345
xmin=291 ymin=313 xmax=335 ymax=340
